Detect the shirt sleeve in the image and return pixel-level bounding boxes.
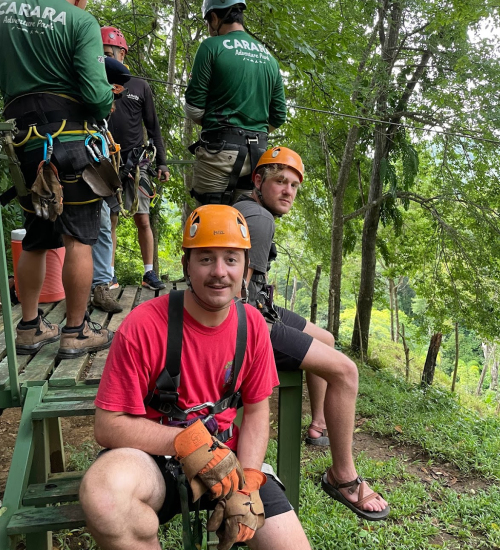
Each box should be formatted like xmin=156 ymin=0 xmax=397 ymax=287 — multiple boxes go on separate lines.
xmin=268 ymin=69 xmax=287 ymax=130
xmin=245 ymin=210 xmax=275 ymax=274
xmin=73 ymin=17 xmax=113 ymax=120
xmin=142 ymin=82 xmax=167 ymax=166
xmin=185 ymin=41 xmax=213 ymax=109
xmin=95 ymin=332 xmax=151 ymax=415
xmin=239 ymin=309 xmax=279 ymax=405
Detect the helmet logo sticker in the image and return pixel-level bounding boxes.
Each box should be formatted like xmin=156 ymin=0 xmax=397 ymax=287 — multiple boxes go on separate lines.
xmin=109 ymin=33 xmax=116 ymax=39
xmin=240 ymin=225 xmax=248 ymax=238
xmin=190 ymin=224 xmax=198 ymax=237
xmin=272 ymin=148 xmax=280 ymax=158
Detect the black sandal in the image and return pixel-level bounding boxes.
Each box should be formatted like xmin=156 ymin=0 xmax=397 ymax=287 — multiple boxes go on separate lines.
xmin=305 ymin=422 xmax=330 ymax=446
xmin=321 ymin=471 xmax=390 ymax=521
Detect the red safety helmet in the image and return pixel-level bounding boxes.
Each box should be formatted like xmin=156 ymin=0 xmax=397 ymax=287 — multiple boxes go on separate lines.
xmin=101 ymin=26 xmax=128 ymax=53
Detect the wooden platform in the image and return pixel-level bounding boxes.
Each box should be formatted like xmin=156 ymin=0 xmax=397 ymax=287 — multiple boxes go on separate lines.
xmin=0 ymin=283 xmax=178 ymax=402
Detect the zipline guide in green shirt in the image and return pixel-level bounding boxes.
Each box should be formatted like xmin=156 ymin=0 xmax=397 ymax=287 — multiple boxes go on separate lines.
xmin=0 ymin=0 xmax=113 ymax=121
xmin=185 ymin=30 xmax=286 ymax=133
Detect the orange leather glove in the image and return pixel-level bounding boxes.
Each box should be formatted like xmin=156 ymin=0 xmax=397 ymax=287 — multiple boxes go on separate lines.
xmin=174 ymin=420 xmax=245 ymax=502
xmin=207 ymin=468 xmax=267 ymax=550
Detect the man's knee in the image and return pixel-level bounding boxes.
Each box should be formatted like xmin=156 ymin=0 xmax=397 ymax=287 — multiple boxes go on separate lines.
xmin=134 ymin=213 xmax=150 ymax=231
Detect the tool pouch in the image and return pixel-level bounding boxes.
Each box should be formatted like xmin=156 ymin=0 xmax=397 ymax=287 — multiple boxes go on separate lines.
xmin=31 ymin=161 xmax=63 ymax=221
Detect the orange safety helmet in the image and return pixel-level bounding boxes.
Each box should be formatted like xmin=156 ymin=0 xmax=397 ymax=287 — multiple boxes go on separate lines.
xmin=252 ymin=146 xmax=304 ymax=183
xmin=101 ymin=26 xmax=128 ymax=53
xmin=183 ymin=205 xmax=251 ymax=250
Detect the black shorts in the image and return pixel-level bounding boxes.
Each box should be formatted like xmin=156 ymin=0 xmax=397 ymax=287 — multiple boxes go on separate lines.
xmin=271 ymin=307 xmax=313 ymax=371
xmin=96 ymin=450 xmax=292 ymax=525
xmin=17 ymin=141 xmax=102 ymax=249
xmin=153 ymin=456 xmax=292 ymax=524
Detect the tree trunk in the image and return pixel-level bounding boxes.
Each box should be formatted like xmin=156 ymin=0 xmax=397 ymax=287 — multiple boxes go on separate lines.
xmin=326 ymin=24 xmax=379 ymax=339
xmin=451 ymin=322 xmax=459 ymax=392
xmin=389 ymin=278 xmax=395 ymax=341
xmin=398 ymin=323 xmax=411 ymax=381
xmin=490 ymin=351 xmax=498 ymax=391
xmin=327 ymin=125 xmax=359 ymax=338
xmin=310 ymin=265 xmax=321 ymax=324
xmin=394 ymin=277 xmax=400 ymax=343
xmin=476 ymin=342 xmax=491 ymax=396
xmin=421 ymin=332 xmax=442 ymax=386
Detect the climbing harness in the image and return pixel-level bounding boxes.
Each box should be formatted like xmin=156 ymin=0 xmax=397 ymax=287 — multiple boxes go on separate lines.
xmin=189 ymin=127 xmax=267 ymax=205
xmin=144 ymin=290 xmax=247 ymax=443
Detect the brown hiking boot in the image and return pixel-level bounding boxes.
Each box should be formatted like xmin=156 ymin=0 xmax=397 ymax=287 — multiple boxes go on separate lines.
xmin=58 ymin=313 xmax=114 ymax=359
xmin=16 ymin=309 xmax=61 ymax=355
xmin=92 ymin=284 xmax=123 ymax=313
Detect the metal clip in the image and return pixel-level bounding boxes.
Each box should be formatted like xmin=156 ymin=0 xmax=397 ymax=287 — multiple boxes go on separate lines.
xmin=43 ymin=133 xmax=53 ymax=164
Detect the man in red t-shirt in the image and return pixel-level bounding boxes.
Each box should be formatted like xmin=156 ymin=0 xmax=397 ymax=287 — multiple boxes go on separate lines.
xmin=80 ymin=205 xmax=311 ymax=550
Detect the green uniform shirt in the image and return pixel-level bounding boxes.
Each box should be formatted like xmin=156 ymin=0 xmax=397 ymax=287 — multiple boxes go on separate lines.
xmin=0 ymin=0 xmax=112 ymax=120
xmin=185 ymin=30 xmax=286 ymax=133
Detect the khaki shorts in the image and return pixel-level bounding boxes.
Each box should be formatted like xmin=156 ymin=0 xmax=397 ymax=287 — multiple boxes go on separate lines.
xmin=191 ymin=146 xmax=253 ymax=205
xmin=122 ymin=166 xmax=152 ymax=214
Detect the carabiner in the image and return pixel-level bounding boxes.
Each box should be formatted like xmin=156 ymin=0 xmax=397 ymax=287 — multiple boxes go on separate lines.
xmin=43 ymin=133 xmax=53 ymax=164
xmin=85 ymin=133 xmax=109 ymax=162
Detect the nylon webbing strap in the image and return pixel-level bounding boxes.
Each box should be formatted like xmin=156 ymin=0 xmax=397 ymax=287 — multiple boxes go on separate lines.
xmin=225 ymin=145 xmax=247 ymax=198
xmin=158 ymin=289 xmax=184 ymax=391
xmin=222 ymin=299 xmax=247 ymax=400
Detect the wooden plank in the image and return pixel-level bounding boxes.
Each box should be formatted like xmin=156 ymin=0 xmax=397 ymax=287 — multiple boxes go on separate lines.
xmin=138 ymin=286 xmax=155 ymax=305
xmin=0 ymin=354 xmax=30 ymax=390
xmin=23 ymin=477 xmax=82 ymax=506
xmin=106 ymin=286 xmax=138 ymax=331
xmin=6 ymin=504 xmax=85 ymax=535
xmin=48 ymin=308 xmax=108 ymax=387
xmin=42 ymin=386 xmax=97 ymax=402
xmin=84 ymin=353 xmax=107 ymax=385
xmin=31 ymin=400 xmax=96 ymax=419
xmin=18 ymin=341 xmax=59 ymax=385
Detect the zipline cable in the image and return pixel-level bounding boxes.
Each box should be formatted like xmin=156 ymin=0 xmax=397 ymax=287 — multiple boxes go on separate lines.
xmin=135 ymin=74 xmax=500 ymax=145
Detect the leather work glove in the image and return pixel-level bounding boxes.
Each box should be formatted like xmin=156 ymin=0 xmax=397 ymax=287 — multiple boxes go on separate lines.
xmin=31 ymin=161 xmax=63 ymax=222
xmin=207 ymin=468 xmax=267 ymax=550
xmin=174 ymin=419 xmax=245 ymax=502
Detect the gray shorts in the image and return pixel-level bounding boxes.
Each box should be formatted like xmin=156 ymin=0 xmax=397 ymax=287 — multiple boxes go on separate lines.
xmin=122 ymin=166 xmax=152 ymax=214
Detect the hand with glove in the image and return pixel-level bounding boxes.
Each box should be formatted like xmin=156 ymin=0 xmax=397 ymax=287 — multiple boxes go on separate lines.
xmin=207 ymin=468 xmax=267 ymax=550
xmin=174 ymin=419 xmax=245 ymax=502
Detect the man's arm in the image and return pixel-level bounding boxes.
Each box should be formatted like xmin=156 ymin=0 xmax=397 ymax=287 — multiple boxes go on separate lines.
xmin=236 ymin=399 xmax=270 ymax=470
xmin=73 ymin=18 xmax=113 ymax=120
xmin=185 ymin=42 xmax=212 ymax=116
xmin=268 ymin=70 xmax=287 ymax=132
xmin=141 ymin=82 xmax=169 ymax=180
xmin=94 ymin=408 xmax=182 ymax=456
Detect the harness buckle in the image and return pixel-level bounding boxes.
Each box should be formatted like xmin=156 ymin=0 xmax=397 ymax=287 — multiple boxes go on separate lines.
xmin=246 ymin=136 xmax=259 ymax=144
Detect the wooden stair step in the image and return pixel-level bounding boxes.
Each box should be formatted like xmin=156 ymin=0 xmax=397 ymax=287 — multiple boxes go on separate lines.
xmin=31 ymin=400 xmax=96 ymax=419
xmin=6 ymin=504 xmax=85 ymax=535
xmin=42 ymin=386 xmax=98 ymax=402
xmin=23 ymin=475 xmax=83 ymax=506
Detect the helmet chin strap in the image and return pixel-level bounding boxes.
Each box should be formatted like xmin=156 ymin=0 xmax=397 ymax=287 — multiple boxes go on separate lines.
xmin=209 ymin=6 xmax=234 ymax=35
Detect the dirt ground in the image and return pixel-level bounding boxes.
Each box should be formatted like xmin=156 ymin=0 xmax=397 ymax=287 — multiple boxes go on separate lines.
xmin=0 ymin=387 xmax=490 ymax=503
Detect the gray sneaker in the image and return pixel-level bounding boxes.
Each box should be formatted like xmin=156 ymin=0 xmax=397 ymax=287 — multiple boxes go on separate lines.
xmin=58 ymin=313 xmax=114 ymax=359
xmin=16 ymin=309 xmax=61 ymax=355
xmin=92 ymin=284 xmax=123 ymax=313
